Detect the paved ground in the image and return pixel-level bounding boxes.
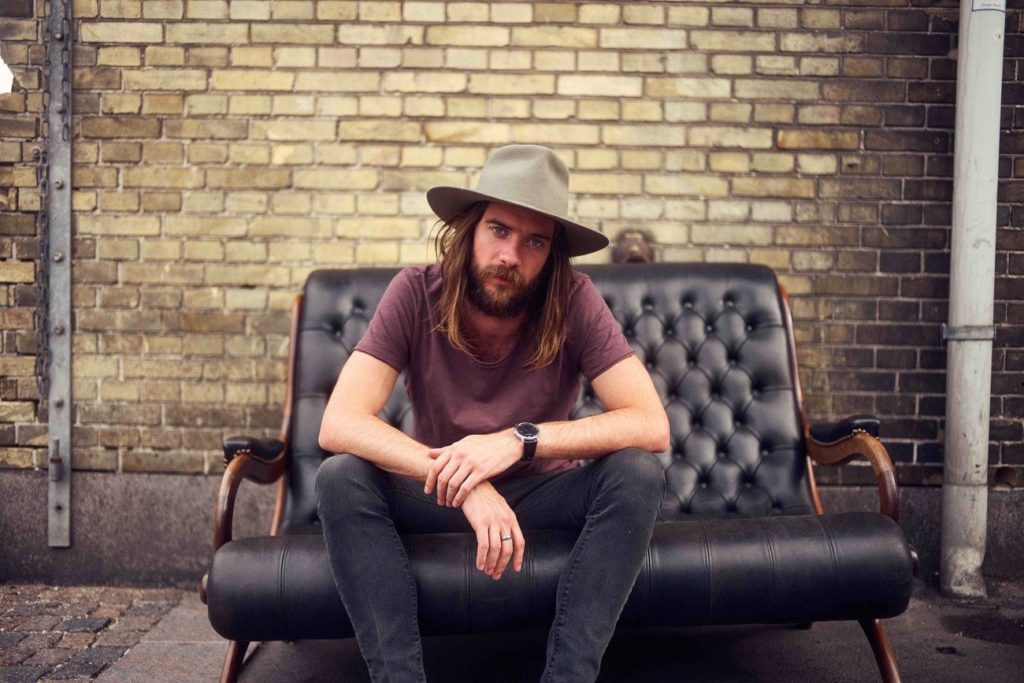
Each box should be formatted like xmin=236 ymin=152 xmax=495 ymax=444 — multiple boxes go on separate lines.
xmin=1 ymin=578 xmax=1022 ymax=682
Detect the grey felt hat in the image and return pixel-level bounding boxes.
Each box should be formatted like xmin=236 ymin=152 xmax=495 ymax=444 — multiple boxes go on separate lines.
xmin=426 ymin=144 xmax=609 ymax=257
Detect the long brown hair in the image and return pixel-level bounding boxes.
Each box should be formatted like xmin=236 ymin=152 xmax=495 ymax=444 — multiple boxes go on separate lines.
xmin=433 ymin=202 xmax=574 ymax=369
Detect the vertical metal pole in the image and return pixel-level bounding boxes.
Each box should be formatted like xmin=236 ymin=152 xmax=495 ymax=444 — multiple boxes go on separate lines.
xmin=941 ymin=0 xmax=1006 ymax=598
xmin=46 ymin=0 xmax=74 ymax=547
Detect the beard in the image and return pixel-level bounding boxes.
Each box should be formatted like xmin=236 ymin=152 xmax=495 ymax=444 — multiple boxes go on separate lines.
xmin=466 ymin=259 xmax=542 ymax=319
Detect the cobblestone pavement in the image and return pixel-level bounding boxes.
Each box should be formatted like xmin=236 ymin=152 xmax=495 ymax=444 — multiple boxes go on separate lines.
xmin=0 ymin=585 xmax=183 ymax=682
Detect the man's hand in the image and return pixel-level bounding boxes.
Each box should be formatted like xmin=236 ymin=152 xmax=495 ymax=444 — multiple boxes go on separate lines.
xmin=424 ymin=431 xmax=521 ymax=507
xmin=460 ymin=482 xmax=525 ymax=580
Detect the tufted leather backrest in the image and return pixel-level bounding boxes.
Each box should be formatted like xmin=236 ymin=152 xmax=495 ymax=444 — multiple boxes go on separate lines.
xmin=281 ymin=263 xmax=814 ymax=533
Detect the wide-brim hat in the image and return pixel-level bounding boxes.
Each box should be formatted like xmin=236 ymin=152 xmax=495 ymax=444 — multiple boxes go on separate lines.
xmin=426 ymin=144 xmax=608 ymax=257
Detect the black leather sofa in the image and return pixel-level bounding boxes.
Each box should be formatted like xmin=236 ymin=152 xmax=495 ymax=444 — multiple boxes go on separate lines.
xmin=202 ymin=263 xmax=917 ymax=682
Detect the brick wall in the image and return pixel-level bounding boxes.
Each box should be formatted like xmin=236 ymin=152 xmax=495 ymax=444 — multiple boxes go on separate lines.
xmin=0 ymin=1 xmax=1021 ymax=484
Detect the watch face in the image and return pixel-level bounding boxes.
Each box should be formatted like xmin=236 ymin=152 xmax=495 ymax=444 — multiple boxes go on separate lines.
xmin=515 ymin=422 xmax=539 ymax=440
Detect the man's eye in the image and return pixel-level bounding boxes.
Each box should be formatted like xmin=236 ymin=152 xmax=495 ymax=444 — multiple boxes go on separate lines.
xmin=527 ymin=238 xmax=544 ymax=248
xmin=491 ymin=226 xmax=507 ymax=237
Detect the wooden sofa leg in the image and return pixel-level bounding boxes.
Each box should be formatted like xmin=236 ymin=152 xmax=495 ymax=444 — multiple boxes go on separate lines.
xmin=220 ymin=640 xmax=249 ymax=683
xmin=859 ymin=619 xmax=901 ymax=683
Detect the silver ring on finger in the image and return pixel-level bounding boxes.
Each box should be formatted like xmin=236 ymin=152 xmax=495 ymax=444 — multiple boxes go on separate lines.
xmin=500 ymin=534 xmax=513 ymax=542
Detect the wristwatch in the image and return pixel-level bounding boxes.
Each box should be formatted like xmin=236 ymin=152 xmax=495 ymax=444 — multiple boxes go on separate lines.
xmin=513 ymin=422 xmax=540 ymax=462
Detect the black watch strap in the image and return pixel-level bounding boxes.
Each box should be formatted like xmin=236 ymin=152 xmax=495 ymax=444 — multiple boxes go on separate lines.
xmin=514 ymin=422 xmax=539 ymax=463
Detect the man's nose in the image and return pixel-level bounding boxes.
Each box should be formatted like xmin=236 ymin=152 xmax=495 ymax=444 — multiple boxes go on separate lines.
xmin=498 ymin=240 xmax=521 ymax=268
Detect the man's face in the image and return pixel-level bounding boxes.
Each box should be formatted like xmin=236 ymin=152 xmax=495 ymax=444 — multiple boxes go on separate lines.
xmin=467 ymin=202 xmax=556 ymax=319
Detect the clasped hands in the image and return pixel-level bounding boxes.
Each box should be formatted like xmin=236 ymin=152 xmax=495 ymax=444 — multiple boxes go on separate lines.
xmin=424 ymin=430 xmax=524 ymax=580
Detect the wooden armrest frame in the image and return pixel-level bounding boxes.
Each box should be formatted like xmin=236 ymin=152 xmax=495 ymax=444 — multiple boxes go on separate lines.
xmin=805 ymin=431 xmax=899 ymax=523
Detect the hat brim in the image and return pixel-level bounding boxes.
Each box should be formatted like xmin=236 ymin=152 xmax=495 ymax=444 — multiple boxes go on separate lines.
xmin=426 ymin=187 xmax=609 ymax=258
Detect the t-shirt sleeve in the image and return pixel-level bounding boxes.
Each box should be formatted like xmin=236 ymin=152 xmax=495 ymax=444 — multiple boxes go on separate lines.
xmin=353 ymin=268 xmax=420 ymax=373
xmin=571 ymin=277 xmax=635 ymax=381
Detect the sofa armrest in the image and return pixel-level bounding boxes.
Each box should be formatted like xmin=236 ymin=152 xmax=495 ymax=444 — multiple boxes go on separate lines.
xmin=805 ymin=416 xmax=898 ymax=523
xmin=214 ymin=436 xmax=286 ymax=551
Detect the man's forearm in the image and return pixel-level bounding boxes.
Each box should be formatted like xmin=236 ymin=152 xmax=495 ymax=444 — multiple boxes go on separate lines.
xmin=533 ymin=408 xmax=670 ymax=459
xmin=319 ymin=413 xmax=433 ymax=481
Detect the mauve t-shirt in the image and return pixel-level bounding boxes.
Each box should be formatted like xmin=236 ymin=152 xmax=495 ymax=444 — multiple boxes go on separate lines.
xmin=354 ymin=265 xmax=634 ymax=478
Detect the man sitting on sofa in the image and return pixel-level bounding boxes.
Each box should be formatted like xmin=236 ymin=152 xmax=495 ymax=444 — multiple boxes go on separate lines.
xmin=316 ymin=144 xmax=669 ymax=683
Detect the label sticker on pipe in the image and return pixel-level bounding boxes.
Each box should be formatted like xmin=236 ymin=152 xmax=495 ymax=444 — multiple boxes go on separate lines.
xmin=972 ymin=0 xmax=1005 ymax=11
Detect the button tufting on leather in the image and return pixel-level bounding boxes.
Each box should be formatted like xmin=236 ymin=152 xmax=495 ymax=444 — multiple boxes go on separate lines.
xmin=682 ymin=299 xmax=693 ymax=309
xmin=665 ymin=327 xmax=675 ymax=337
xmin=745 ymin=324 xmax=754 ymax=332
xmin=705 ymin=324 xmax=714 ymax=332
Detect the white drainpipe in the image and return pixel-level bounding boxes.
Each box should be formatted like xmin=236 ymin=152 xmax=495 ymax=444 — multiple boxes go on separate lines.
xmin=940 ymin=0 xmax=1006 ymax=599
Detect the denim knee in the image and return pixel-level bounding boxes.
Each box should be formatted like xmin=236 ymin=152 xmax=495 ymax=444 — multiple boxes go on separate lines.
xmin=315 ymin=453 xmax=385 ymax=513
xmin=591 ymin=448 xmax=666 ymax=512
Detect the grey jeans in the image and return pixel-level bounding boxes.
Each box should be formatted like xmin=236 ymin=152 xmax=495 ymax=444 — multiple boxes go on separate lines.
xmin=315 ymin=448 xmax=665 ymax=683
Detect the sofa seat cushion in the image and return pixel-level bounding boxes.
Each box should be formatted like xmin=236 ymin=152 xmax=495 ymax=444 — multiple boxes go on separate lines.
xmin=207 ymin=512 xmax=913 ymax=642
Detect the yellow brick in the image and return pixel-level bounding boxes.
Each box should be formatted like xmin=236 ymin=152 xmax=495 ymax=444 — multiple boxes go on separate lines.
xmin=185 ymin=0 xmax=227 ymax=18
xmin=600 ymin=28 xmax=683 ymax=50
xmin=293 ymin=168 xmax=378 ymax=190
xmin=404 ymin=96 xmax=445 ymax=117
xmin=423 ymin=121 xmax=510 ymax=144
xmin=166 ymin=118 xmax=246 ymax=139
xmin=123 ymin=167 xmax=203 ymax=188
xmin=230 ymin=0 xmax=270 ymax=20
xmin=228 ymin=95 xmax=271 ymax=115
xmin=534 ymin=3 xmax=576 ymax=22
xmin=624 ymin=5 xmax=663 ymax=25
xmin=490 ymin=49 xmax=532 ymax=70
xmin=400 ymin=146 xmax=443 ymax=167
xmin=228 ymin=144 xmax=270 ymax=164
xmin=141 ymin=191 xmax=182 ymax=211
xmin=753 ymin=103 xmax=795 ymax=124
xmin=647 ymin=77 xmax=729 ymax=98
xmin=143 ymin=46 xmax=185 ymax=65
xmin=665 ymin=200 xmax=706 ymax=221
xmin=318 ymin=1 xmax=357 ymax=20
xmin=336 ymin=25 xmax=424 ymax=45
xmin=757 ymin=8 xmax=798 ymax=29
xmin=182 ymin=239 xmax=224 ymax=261
xmin=183 ymin=287 xmax=224 ymax=308
xmin=513 ymin=123 xmax=597 ymax=145
xmin=252 ymin=120 xmax=336 ymax=141
xmin=210 ymin=70 xmax=294 ymax=91
xmin=77 ymin=214 xmax=161 ymax=236
xmin=447 ymin=2 xmax=487 ymax=22
xmin=313 ymin=194 xmax=356 ymax=214
xmin=337 ymin=217 xmax=419 ymax=239
xmin=294 ymin=71 xmax=380 ymax=92
xmin=751 ymin=202 xmax=793 ymax=222
xmin=122 ymin=262 xmax=204 ymax=284
xmin=780 ymin=33 xmax=864 ymax=53
xmin=446 ymin=48 xmax=488 ymax=70
xmin=0 ymin=261 xmax=34 ymax=283
xmin=622 ymin=53 xmax=665 ymax=74
xmin=98 ymin=191 xmax=140 ymax=212
xmin=577 ymin=100 xmax=620 ymax=121
xmin=603 ymin=124 xmax=685 ymax=147
xmin=98 ymin=46 xmax=141 ymax=66
xmin=224 ymin=242 xmax=267 ymax=263
xmin=492 ymin=3 xmax=531 ymax=23
xmin=273 ymin=95 xmax=316 ymax=116
xmin=101 ymin=93 xmax=142 ymax=114
xmin=339 ymin=120 xmax=420 ymax=142
xmin=81 ymin=21 xmax=162 ymax=43
xmin=735 ymin=79 xmax=819 ymax=101
xmin=533 ymin=100 xmax=575 ymax=120
xmin=777 ymin=130 xmax=858 ymax=150
xmin=379 ymin=170 xmax=463 ymax=192
xmin=691 ymin=126 xmax=771 ymax=149
xmin=269 ymin=242 xmax=312 ymax=261
xmin=513 ymin=26 xmax=596 ymax=48
xmin=797 ymin=154 xmax=838 ymax=174
xmin=355 ymin=242 xmax=399 ymax=264
xmin=271 ymin=144 xmax=314 ymax=165
xmin=668 ymin=6 xmax=709 ymax=26
xmin=0 ymin=448 xmax=35 ymax=469
xmin=81 ymin=116 xmax=160 ymax=138
xmin=252 ymin=23 xmax=334 ymax=44
xmin=800 ymin=57 xmax=840 ymax=77
xmin=186 ymin=94 xmax=228 ymax=115
xmin=139 ymin=239 xmax=181 ymax=260
xmin=732 ymin=177 xmax=815 ymax=199
xmin=183 ymin=383 xmax=225 ymax=403
xmin=621 ymin=150 xmax=661 ymax=170
xmin=315 ymin=144 xmax=359 ymax=165
xmin=709 ymin=152 xmax=750 ymax=173
xmin=143 ymin=93 xmax=185 ymax=114
xmin=205 ymin=264 xmax=291 ymax=286
xmin=100 ymin=0 xmax=141 ymax=18
xmin=559 ymin=74 xmax=640 ymax=97
xmin=569 ymin=172 xmax=642 ymax=195
xmin=579 ymin=4 xmax=620 ymax=24
xmin=274 ymin=47 xmax=316 ymax=68
xmin=622 ymin=101 xmax=662 ymax=122
xmin=403 ymin=2 xmax=445 ymax=22
xmin=143 ymin=1 xmax=184 ymax=19
xmin=646 ymin=174 xmax=728 ymax=197
xmin=164 ymin=216 xmax=247 ymax=236
xmin=272 ymin=192 xmax=312 ymax=214
xmin=708 ymin=200 xmax=751 ymax=222
xmin=383 ymin=71 xmax=466 ymax=94
xmin=426 ymin=25 xmax=509 ymax=47
xmin=207 ymin=168 xmax=290 ymax=189
xmin=182 ymin=192 xmax=226 ymax=210
xmin=798 ymin=105 xmax=841 ymax=125
xmin=359 ymin=1 xmax=401 ymax=21
xmin=224 ymin=192 xmax=268 ymax=213
xmin=0 ymin=356 xmax=35 ymax=376
xmin=756 ymin=56 xmax=799 ymax=77
xmin=468 ymin=74 xmax=554 ymax=95
xmin=231 ymin=46 xmax=273 ymax=67
xmin=166 ymin=22 xmax=247 ymax=44
xmin=665 ymin=102 xmax=707 ymax=123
